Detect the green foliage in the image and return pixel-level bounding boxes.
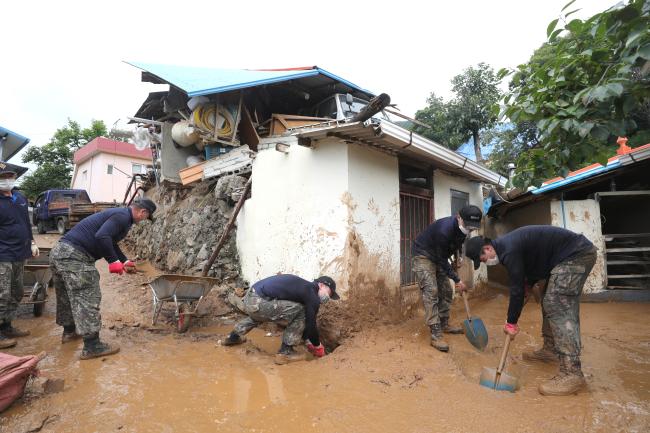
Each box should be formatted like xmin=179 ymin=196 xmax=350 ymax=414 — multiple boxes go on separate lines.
xmin=484 ymin=121 xmax=540 ymax=175
xmin=414 ymin=63 xmax=502 ymax=161
xmin=19 ymin=119 xmax=107 ymax=199
xmin=501 ymin=0 xmax=650 ymax=188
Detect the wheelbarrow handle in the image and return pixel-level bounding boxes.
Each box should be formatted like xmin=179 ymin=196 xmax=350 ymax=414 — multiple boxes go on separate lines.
xmin=462 ymin=291 xmax=472 ymax=321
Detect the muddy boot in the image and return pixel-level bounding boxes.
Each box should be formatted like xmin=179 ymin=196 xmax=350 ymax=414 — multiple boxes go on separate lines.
xmin=440 ymin=317 xmax=464 ymax=335
xmin=538 ymin=357 xmax=586 ymax=396
xmin=80 ymin=334 xmax=120 ymax=360
xmin=223 ymin=332 xmax=246 ymax=346
xmin=62 ymin=325 xmax=82 ymax=344
xmin=0 ymin=334 xmax=17 ymax=349
xmin=523 ymin=343 xmax=559 ymax=363
xmin=274 ymin=342 xmax=305 ymax=365
xmin=430 ymin=324 xmax=449 ymax=352
xmin=0 ymin=322 xmax=30 ymax=338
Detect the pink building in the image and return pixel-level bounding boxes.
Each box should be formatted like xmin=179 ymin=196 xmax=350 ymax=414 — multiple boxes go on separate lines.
xmin=71 ymin=137 xmax=153 ymax=202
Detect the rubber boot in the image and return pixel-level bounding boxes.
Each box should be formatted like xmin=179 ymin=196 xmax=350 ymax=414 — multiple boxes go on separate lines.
xmin=0 ymin=334 xmax=17 ymax=349
xmin=0 ymin=322 xmax=30 ymax=338
xmin=80 ymin=334 xmax=120 ymax=360
xmin=538 ymin=356 xmax=586 ymax=396
xmin=523 ymin=341 xmax=559 ymax=363
xmin=430 ymin=324 xmax=449 ymax=352
xmin=223 ymin=331 xmax=246 ymax=346
xmin=440 ymin=317 xmax=464 ymax=335
xmin=62 ymin=325 xmax=82 ymax=344
xmin=274 ymin=342 xmax=305 ymax=365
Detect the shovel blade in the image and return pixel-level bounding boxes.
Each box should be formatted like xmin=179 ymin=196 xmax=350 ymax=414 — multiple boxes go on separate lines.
xmin=479 ymin=367 xmax=518 ymax=392
xmin=463 ymin=316 xmax=488 ymax=351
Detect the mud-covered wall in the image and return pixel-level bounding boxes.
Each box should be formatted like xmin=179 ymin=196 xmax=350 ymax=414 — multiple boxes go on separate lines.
xmin=550 ymin=199 xmax=606 ymax=293
xmin=125 ymin=178 xmax=246 ymax=285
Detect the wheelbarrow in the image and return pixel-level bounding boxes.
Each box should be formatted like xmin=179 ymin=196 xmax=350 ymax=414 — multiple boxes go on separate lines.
xmin=21 ymin=247 xmax=52 ymax=317
xmin=148 ymin=274 xmax=219 ymax=333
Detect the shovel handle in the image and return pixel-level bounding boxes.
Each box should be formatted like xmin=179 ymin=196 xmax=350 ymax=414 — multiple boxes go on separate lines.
xmin=461 ymin=291 xmax=472 ymax=321
xmin=496 ymin=334 xmax=512 ymax=375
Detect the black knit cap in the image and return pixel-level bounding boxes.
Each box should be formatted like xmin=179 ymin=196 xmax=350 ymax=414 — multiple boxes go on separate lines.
xmin=133 ymin=198 xmax=157 ymax=221
xmin=465 ymin=236 xmax=490 ymax=270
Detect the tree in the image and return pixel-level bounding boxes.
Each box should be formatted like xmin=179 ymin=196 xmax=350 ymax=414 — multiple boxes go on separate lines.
xmin=19 ymin=119 xmax=107 ymax=199
xmin=484 ymin=121 xmax=540 ymax=176
xmin=501 ymin=0 xmax=650 ymax=188
xmin=413 ymin=63 xmax=502 ymax=162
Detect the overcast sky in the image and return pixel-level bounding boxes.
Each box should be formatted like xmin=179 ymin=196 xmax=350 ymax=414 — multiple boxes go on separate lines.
xmin=2 ymin=0 xmax=616 ymax=165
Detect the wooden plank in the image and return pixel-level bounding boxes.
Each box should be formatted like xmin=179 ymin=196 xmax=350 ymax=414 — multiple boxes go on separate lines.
xmin=606 ymin=247 xmax=650 ymax=253
xmin=239 ymin=107 xmax=260 ymax=150
xmin=269 ymin=114 xmax=332 ymax=136
xmin=179 ymin=161 xmax=206 ymax=186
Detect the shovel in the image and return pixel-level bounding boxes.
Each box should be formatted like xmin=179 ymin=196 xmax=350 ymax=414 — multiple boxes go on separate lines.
xmin=479 ymin=334 xmax=519 ymax=392
xmin=461 ymin=291 xmax=488 ymax=351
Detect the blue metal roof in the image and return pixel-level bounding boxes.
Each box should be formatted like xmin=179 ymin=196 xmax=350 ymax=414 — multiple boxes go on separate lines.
xmin=531 ymin=160 xmax=622 ymax=195
xmin=0 ymin=126 xmax=30 ymax=162
xmin=125 ymin=62 xmax=375 ymax=98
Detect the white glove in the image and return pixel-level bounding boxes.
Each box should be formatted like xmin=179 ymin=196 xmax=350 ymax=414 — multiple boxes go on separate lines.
xmin=31 ymin=244 xmax=40 ymax=257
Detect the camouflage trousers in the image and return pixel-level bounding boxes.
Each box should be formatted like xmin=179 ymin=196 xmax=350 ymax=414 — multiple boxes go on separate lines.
xmin=232 ymin=289 xmax=306 ymax=346
xmin=542 ymin=247 xmax=597 ymax=362
xmin=49 ymin=241 xmax=102 ymax=337
xmin=413 ymin=255 xmax=453 ymax=328
xmin=0 ymin=261 xmax=25 ymax=323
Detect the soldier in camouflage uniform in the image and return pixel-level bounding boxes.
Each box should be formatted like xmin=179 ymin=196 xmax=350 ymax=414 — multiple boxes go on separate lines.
xmin=465 ymin=226 xmax=597 ymax=396
xmin=0 ymin=161 xmax=38 ymax=349
xmin=50 ymin=199 xmax=156 ymax=360
xmin=223 ymin=274 xmax=339 ymax=364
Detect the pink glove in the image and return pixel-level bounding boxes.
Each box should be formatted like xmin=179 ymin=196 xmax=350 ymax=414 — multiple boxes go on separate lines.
xmin=503 ymin=322 xmax=519 ymax=337
xmin=109 ymin=261 xmax=124 ymax=275
xmin=123 ymin=260 xmax=136 ymax=273
xmin=307 ymin=343 xmax=325 ymax=358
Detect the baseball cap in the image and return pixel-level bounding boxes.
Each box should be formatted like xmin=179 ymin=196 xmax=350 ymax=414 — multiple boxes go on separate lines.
xmin=0 ymin=161 xmax=27 ymax=178
xmin=465 ymin=236 xmax=489 ymax=270
xmin=459 ymin=205 xmax=483 ymax=229
xmin=314 ymin=276 xmax=339 ymax=300
xmin=133 ymin=198 xmax=157 ymax=221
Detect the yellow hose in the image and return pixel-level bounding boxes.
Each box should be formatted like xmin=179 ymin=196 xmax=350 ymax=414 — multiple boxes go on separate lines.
xmin=192 ymin=105 xmax=234 ymax=136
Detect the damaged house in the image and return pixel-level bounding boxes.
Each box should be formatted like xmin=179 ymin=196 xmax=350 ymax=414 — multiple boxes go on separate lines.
xmin=124 ymin=63 xmax=506 ymax=317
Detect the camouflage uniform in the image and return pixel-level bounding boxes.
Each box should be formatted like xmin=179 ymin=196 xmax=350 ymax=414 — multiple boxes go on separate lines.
xmin=412 ymin=255 xmax=454 ymax=327
xmin=233 ymin=288 xmax=305 ymax=346
xmin=49 ymin=241 xmax=102 ymax=337
xmin=0 ymin=261 xmax=25 ymax=323
xmin=542 ymin=246 xmax=597 ymax=368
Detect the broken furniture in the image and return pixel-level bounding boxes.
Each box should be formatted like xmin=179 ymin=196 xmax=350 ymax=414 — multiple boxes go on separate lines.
xmin=21 ymin=247 xmax=52 ymax=317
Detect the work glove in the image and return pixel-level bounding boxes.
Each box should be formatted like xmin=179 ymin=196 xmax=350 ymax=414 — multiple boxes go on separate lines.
xmin=307 ymin=342 xmax=325 ymax=358
xmin=123 ymin=260 xmax=136 ymax=274
xmin=109 ymin=261 xmax=124 ymax=275
xmin=31 ymin=244 xmax=40 ymax=258
xmin=503 ymin=322 xmax=519 ymax=339
xmin=454 ymin=280 xmax=467 ymax=293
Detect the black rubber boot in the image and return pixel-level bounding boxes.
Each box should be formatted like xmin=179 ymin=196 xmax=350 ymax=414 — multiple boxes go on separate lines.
xmin=0 ymin=321 xmax=30 ymax=338
xmin=274 ymin=342 xmax=305 ymax=365
xmin=62 ymin=325 xmax=82 ymax=344
xmin=80 ymin=334 xmax=120 ymax=360
xmin=223 ymin=332 xmax=246 ymax=346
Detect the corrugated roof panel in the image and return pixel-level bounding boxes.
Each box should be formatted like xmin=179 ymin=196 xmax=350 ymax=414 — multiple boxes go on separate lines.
xmin=0 ymin=126 xmax=30 ymax=162
xmin=125 ymin=62 xmax=374 ymax=98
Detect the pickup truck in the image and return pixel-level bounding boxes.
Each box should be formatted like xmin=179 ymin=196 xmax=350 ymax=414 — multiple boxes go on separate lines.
xmin=32 ymin=189 xmax=118 ymax=235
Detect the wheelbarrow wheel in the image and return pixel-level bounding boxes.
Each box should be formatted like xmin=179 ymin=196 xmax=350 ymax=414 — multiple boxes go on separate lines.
xmin=33 ymin=288 xmax=46 ymax=317
xmin=177 ymin=303 xmax=191 ymax=333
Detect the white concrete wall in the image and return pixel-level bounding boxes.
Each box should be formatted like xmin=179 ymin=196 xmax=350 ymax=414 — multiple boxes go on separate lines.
xmin=236 ymin=137 xmax=401 ymax=299
xmin=72 ymin=153 xmax=150 ymax=202
xmin=550 ymin=199 xmax=606 ymax=293
xmin=432 ymin=169 xmax=487 ymax=285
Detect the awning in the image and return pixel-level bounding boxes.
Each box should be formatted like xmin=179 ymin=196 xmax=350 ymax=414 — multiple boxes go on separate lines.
xmin=0 ymin=127 xmax=30 ymax=162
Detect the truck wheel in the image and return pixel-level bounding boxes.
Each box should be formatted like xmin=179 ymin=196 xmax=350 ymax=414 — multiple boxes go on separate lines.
xmin=37 ymin=221 xmax=46 ymax=234
xmin=57 ymin=218 xmax=66 ymax=235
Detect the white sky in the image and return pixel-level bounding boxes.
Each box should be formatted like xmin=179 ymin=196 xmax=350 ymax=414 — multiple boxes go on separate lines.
xmin=2 ymin=0 xmax=615 ymax=166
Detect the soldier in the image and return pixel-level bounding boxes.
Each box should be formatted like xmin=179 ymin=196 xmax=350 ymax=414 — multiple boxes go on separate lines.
xmin=464 ymin=225 xmax=597 ymax=396
xmin=0 ymin=162 xmax=38 ymax=349
xmin=49 ymin=198 xmax=156 ymax=360
xmin=223 ymin=274 xmax=339 ymax=364
xmin=412 ymin=205 xmax=483 ymax=352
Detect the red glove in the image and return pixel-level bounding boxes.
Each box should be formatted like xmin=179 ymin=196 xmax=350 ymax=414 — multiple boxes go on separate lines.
xmin=307 ymin=343 xmax=325 ymax=358
xmin=503 ymin=322 xmax=519 ymax=337
xmin=123 ymin=260 xmax=136 ymax=273
xmin=109 ymin=261 xmax=124 ymax=275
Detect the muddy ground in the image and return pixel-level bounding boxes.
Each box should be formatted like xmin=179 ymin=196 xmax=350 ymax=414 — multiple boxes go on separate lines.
xmin=1 ymin=234 xmax=649 ymax=433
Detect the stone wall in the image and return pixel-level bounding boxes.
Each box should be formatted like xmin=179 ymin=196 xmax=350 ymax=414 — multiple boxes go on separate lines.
xmin=124 ymin=175 xmax=248 ymax=286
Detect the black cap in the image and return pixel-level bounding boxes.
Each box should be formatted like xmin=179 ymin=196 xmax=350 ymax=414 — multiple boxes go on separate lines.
xmin=459 ymin=205 xmax=483 ymax=229
xmin=133 ymin=198 xmax=157 ymax=221
xmin=0 ymin=161 xmax=28 ymax=178
xmin=465 ymin=236 xmax=488 ymax=270
xmin=314 ymin=276 xmax=339 ymax=300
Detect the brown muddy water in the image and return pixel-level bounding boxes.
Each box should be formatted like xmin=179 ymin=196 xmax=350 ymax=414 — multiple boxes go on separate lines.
xmin=1 ymin=235 xmax=649 ymax=432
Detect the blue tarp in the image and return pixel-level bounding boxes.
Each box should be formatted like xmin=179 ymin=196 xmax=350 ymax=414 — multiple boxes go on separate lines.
xmin=0 ymin=127 xmax=30 ymax=162
xmin=126 ymin=62 xmax=374 ymax=98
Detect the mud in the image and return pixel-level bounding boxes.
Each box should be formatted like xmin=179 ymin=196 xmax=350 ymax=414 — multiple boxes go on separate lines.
xmin=1 ymin=234 xmax=649 ymax=432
